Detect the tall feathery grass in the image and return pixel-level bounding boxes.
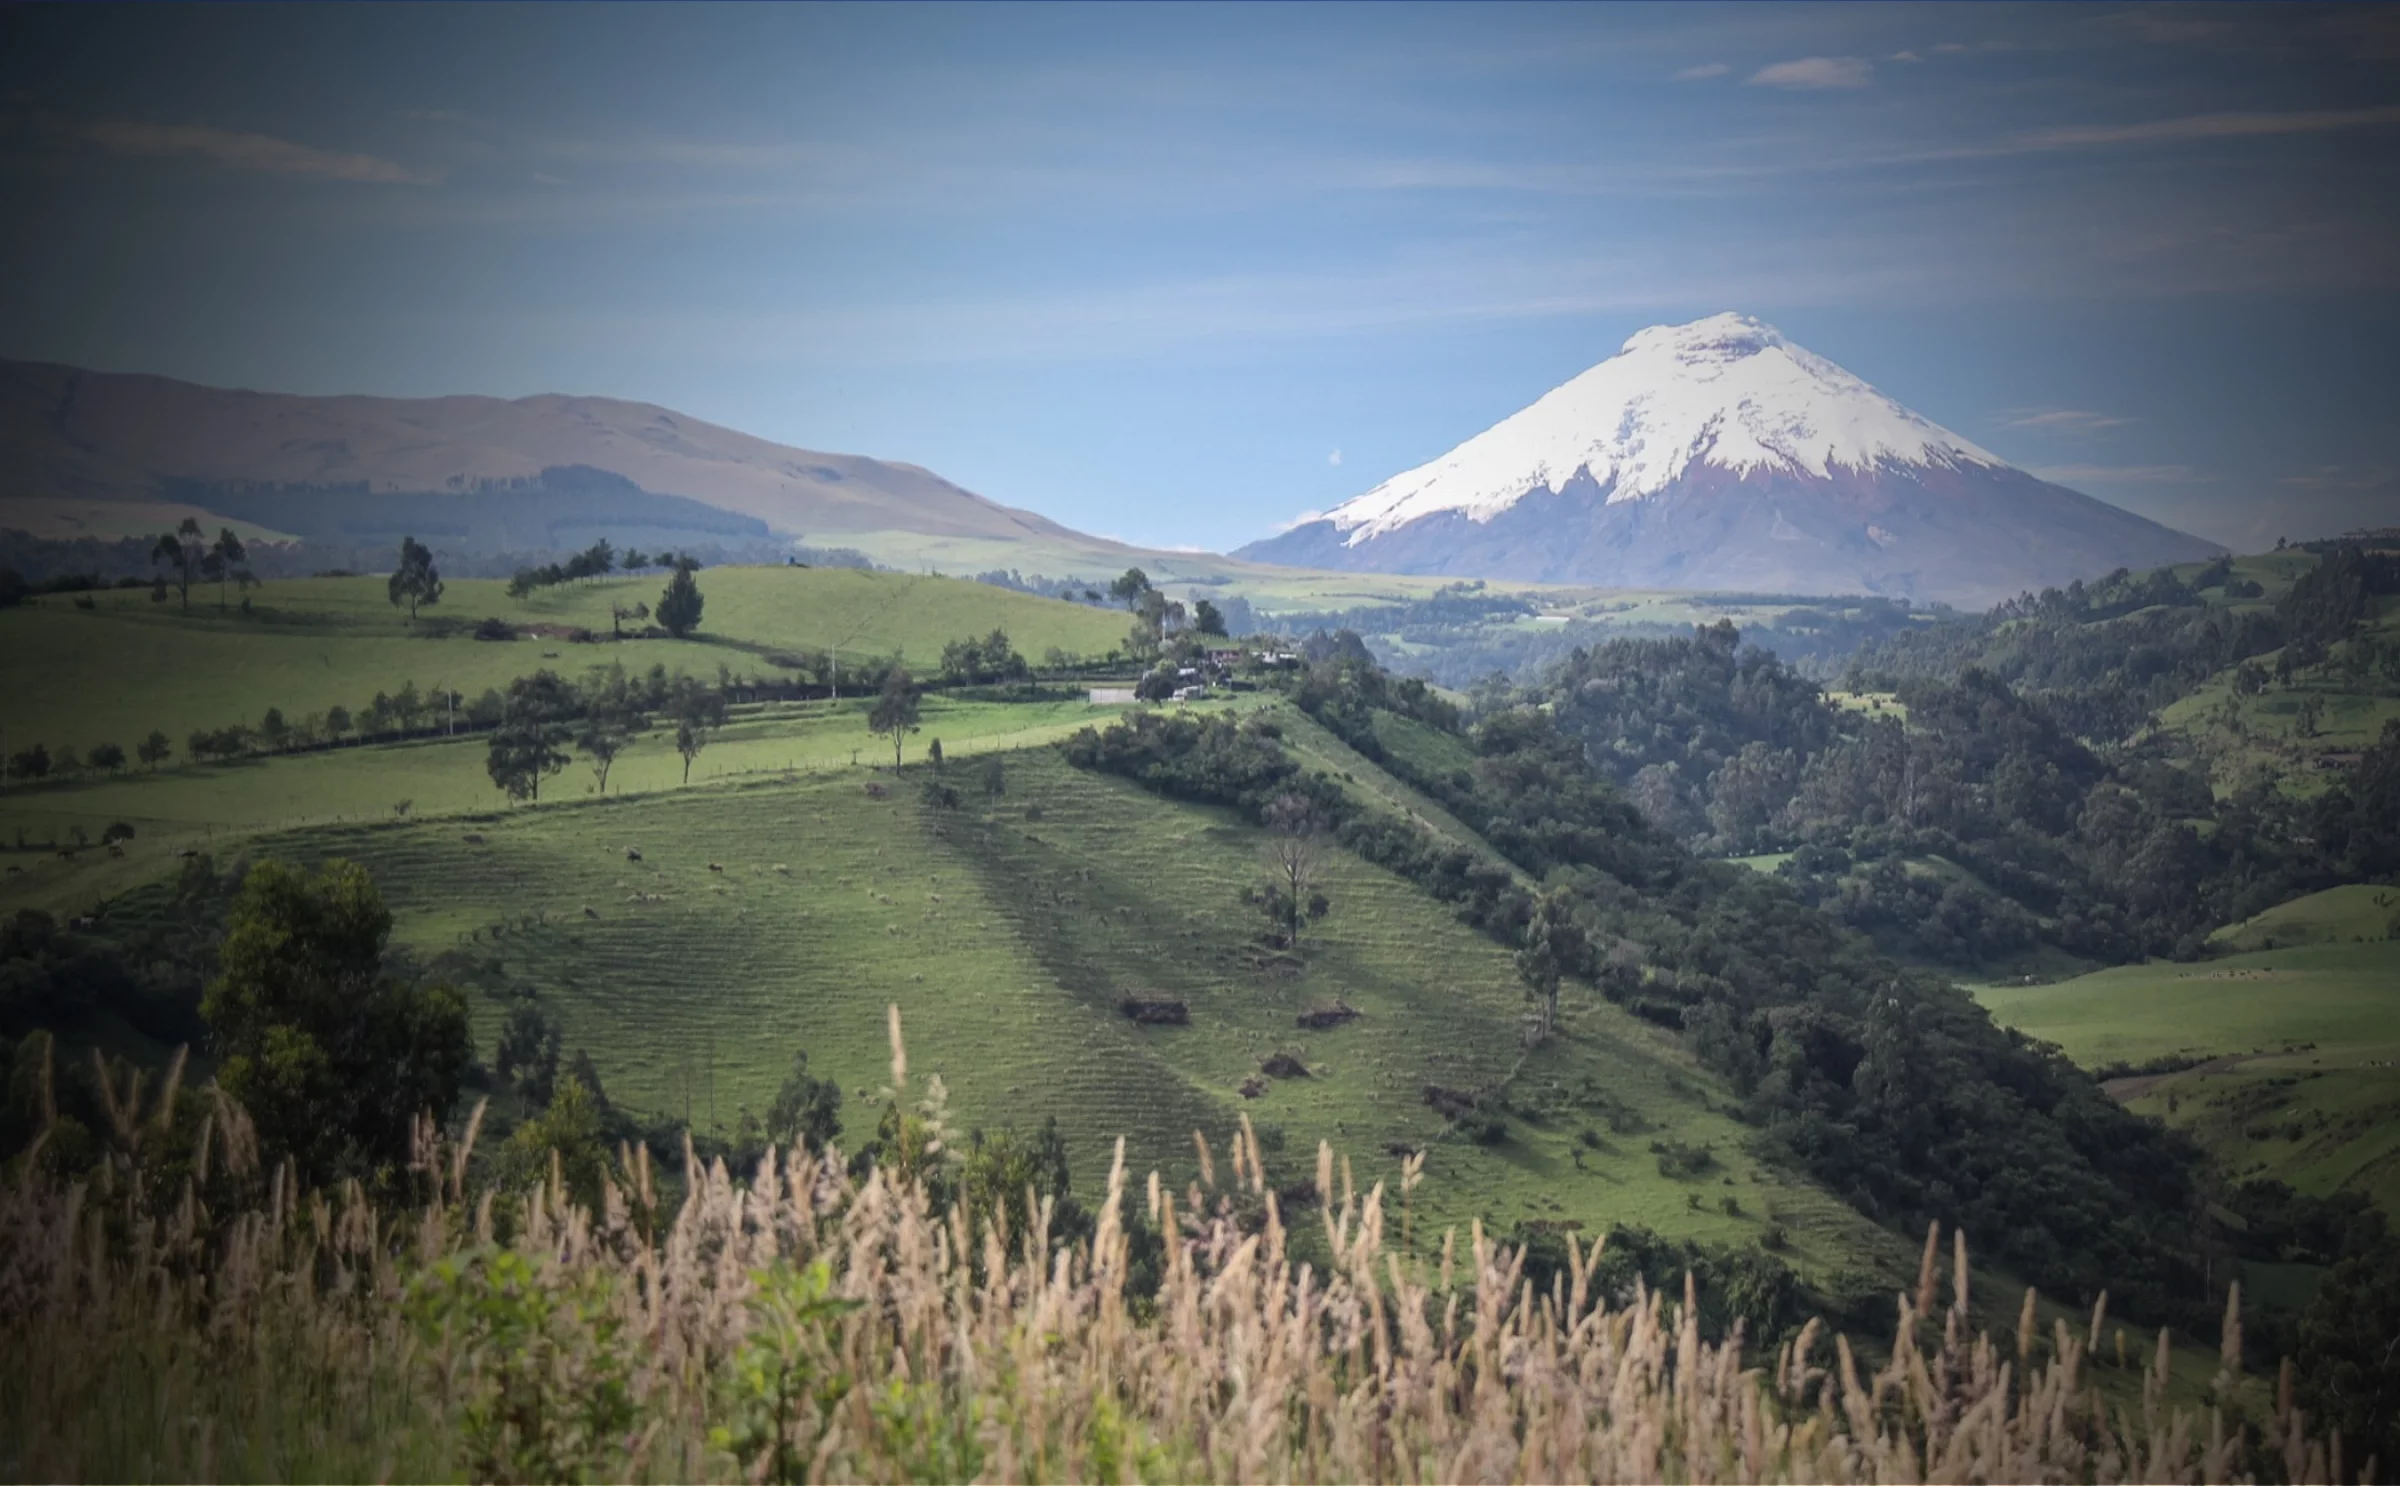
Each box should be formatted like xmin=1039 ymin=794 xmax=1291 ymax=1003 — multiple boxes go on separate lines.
xmin=0 ymin=1013 xmax=2364 ymax=1484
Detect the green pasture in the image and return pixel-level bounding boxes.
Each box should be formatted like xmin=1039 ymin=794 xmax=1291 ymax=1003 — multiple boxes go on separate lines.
xmin=497 ymin=564 xmax=1130 ymax=660
xmin=2120 ymin=1044 xmax=2400 ymax=1217
xmin=1976 ymin=941 xmax=2400 ymax=1070
xmin=2211 ymin=884 xmax=2400 ymax=953
xmin=0 ymin=566 xmax=1133 ymax=764
xmin=1976 ymin=938 xmax=2400 ymax=1214
xmin=0 ymin=693 xmax=1236 ymax=915
xmin=132 ymin=736 xmax=1899 ymax=1281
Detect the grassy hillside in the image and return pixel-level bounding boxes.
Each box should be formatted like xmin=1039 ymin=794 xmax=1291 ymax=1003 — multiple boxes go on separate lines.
xmin=179 ymin=741 xmax=1896 ymax=1278
xmin=6 ymin=556 xmax=1903 ymax=1279
xmin=0 ymin=566 xmax=1132 ymax=765
xmin=1977 ymin=941 xmax=2400 ymax=1069
xmin=0 ymin=694 xmax=1147 ymax=913
xmin=2211 ymin=883 xmax=2400 ymax=952
xmin=1976 ymin=936 xmax=2400 ymax=1215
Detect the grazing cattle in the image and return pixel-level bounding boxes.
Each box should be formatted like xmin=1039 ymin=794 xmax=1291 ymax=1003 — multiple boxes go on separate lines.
xmin=707 ymin=862 xmax=724 ymax=873
xmin=582 ymin=905 xmax=599 ymax=919
xmin=625 ymin=847 xmax=643 ymax=861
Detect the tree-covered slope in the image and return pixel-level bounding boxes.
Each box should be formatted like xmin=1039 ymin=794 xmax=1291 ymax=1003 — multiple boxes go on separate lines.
xmin=1071 ymin=663 xmax=2222 ymax=1333
xmin=1474 ymin=542 xmax=2400 ymax=974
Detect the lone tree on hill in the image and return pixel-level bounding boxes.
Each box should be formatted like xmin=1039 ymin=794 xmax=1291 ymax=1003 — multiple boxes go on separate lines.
xmin=868 ymin=666 xmax=922 ymax=769
xmin=151 ymin=517 xmax=204 ymax=611
xmin=486 ymin=669 xmax=577 ymax=802
xmin=669 ymin=673 xmax=725 ymax=784
xmin=658 ymin=555 xmax=705 ymax=638
xmin=1514 ymin=887 xmax=1590 ymax=1045
xmin=388 ymin=535 xmax=444 ymax=623
xmin=1250 ymin=792 xmax=1330 ymax=952
xmin=1109 ymin=567 xmax=1153 ymax=611
xmin=208 ymin=527 xmax=249 ymax=609
xmin=578 ymin=664 xmax=646 ymax=794
xmin=201 ymin=858 xmax=472 ymax=1188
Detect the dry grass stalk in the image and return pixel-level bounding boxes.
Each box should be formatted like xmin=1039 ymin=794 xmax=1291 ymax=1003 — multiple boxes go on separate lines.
xmin=0 ymin=1056 xmax=2348 ymax=1483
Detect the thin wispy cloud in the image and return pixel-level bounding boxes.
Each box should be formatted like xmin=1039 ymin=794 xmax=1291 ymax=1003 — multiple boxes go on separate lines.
xmin=2279 ymin=464 xmax=2399 ymax=492
xmin=81 ymin=120 xmax=437 ymax=184
xmin=1328 ymin=448 xmax=1343 ymax=467
xmin=1673 ymin=62 xmax=1730 ymax=81
xmin=1747 ymin=56 xmax=1873 ymax=90
xmin=2000 ymin=408 xmax=2131 ymax=433
xmin=1890 ymin=105 xmax=2400 ymax=164
xmin=2021 ymin=105 xmax=2400 ymax=151
xmin=2033 ymin=463 xmax=2215 ymax=486
xmin=543 ymin=135 xmax=842 ymax=172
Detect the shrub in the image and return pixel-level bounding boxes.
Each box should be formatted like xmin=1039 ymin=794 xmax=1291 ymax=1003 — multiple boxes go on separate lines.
xmin=1652 ymin=1138 xmax=1718 ymax=1179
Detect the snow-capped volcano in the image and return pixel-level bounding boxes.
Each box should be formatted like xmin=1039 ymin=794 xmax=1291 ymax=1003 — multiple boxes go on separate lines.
xmin=1323 ymin=313 xmax=2007 ymax=542
xmin=1238 ymin=313 xmax=2221 ymax=606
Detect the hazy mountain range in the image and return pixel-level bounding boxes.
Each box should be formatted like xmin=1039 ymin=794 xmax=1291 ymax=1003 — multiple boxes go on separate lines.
xmin=2 ymin=324 xmax=2223 ymax=604
xmin=0 ymin=358 xmax=1128 ymax=570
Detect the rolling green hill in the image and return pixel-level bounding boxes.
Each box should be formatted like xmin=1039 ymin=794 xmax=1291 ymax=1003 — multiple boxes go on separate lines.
xmin=0 ymin=566 xmax=1132 ymax=769
xmin=0 ymin=560 xmax=1904 ymax=1283
xmin=93 ymin=726 xmax=1901 ymax=1282
xmin=13 ymin=553 xmax=2372 ymax=1349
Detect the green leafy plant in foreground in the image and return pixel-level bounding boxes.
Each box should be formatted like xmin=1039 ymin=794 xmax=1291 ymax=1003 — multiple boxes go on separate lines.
xmin=405 ymin=1248 xmax=640 ymax=1485
xmin=711 ymin=1259 xmax=861 ymax=1485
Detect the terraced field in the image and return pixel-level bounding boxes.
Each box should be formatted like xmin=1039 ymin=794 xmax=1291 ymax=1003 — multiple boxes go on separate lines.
xmin=209 ymin=738 xmax=1898 ymax=1277
xmin=0 ymin=565 xmax=1132 ymax=761
xmin=0 ymin=694 xmax=1192 ymax=915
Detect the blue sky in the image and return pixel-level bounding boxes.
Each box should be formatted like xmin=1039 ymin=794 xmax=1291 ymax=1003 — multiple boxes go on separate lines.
xmin=3 ymin=2 xmax=2397 ymax=554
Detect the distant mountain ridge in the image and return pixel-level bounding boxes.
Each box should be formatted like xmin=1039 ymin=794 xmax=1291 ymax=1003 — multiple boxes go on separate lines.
xmin=0 ymin=358 xmax=1115 ymax=561
xmin=1239 ymin=314 xmax=2223 ymax=606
